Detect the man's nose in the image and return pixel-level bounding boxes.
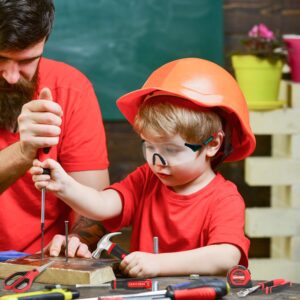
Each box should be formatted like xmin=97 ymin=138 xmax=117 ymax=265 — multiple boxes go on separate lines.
xmin=1 ymin=61 xmax=21 ymax=84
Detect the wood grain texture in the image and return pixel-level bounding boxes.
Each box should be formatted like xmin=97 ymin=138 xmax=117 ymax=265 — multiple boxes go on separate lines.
xmin=0 ymin=254 xmax=117 ymax=285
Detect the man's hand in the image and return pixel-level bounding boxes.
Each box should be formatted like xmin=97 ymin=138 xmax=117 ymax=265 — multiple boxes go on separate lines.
xmin=18 ymin=87 xmax=63 ymax=160
xmin=44 ymin=234 xmax=92 ymax=258
xmin=119 ymin=252 xmax=160 ymax=278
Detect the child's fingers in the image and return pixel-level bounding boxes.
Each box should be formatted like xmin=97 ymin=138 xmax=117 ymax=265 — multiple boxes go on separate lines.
xmin=29 ymin=166 xmax=44 ymax=175
xmin=32 ymin=159 xmax=43 ymax=167
xmin=34 ymin=180 xmax=49 ymax=190
xmin=32 ymin=174 xmax=50 ymax=182
xmin=42 ymin=158 xmax=61 ymax=170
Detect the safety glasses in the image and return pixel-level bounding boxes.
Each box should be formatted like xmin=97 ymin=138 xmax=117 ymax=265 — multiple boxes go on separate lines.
xmin=142 ymin=134 xmax=216 ymax=167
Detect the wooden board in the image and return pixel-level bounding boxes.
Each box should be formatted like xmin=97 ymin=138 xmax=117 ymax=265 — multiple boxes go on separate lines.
xmin=0 ymin=254 xmax=117 ymax=285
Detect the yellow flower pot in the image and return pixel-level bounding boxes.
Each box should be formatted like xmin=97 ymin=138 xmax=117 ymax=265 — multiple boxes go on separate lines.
xmin=231 ymin=55 xmax=283 ymax=109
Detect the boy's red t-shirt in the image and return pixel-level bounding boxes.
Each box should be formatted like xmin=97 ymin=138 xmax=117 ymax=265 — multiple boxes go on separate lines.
xmin=103 ymin=164 xmax=250 ymax=267
xmin=0 ymin=58 xmax=109 ymax=253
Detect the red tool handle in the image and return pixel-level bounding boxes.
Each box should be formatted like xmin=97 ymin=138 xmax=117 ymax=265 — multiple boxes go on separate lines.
xmin=107 ymin=243 xmax=129 ymax=259
xmin=167 ymin=286 xmax=227 ymax=300
xmin=4 ymin=269 xmax=40 ymax=293
xmin=111 ymin=279 xmax=152 ymax=289
xmin=259 ymin=278 xmax=285 ymax=289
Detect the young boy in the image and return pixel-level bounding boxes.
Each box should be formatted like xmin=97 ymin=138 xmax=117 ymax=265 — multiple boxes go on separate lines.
xmin=31 ymin=58 xmax=256 ymax=278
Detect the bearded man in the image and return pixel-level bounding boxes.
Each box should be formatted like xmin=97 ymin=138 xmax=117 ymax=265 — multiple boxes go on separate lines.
xmin=0 ymin=0 xmax=109 ymax=257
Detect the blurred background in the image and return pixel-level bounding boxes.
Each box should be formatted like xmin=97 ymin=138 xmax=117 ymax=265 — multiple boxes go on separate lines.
xmin=45 ymin=0 xmax=300 ymax=280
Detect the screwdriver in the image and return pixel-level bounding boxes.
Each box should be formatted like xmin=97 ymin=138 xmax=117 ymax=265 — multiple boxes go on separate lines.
xmin=97 ymin=278 xmax=229 ymax=300
xmin=39 ymin=147 xmax=51 ymax=260
xmin=46 ymin=279 xmax=152 ymax=290
xmin=99 ymin=286 xmax=228 ymax=300
xmin=167 ymin=277 xmax=228 ymax=291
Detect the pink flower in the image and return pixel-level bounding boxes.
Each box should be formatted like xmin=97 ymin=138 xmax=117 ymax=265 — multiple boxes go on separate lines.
xmin=248 ymin=23 xmax=275 ymax=41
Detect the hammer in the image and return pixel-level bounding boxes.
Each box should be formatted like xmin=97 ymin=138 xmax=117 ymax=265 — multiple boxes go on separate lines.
xmin=92 ymin=232 xmax=129 ymax=260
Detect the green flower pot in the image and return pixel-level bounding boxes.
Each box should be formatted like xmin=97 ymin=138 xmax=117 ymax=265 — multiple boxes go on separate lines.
xmin=231 ymin=55 xmax=283 ymax=106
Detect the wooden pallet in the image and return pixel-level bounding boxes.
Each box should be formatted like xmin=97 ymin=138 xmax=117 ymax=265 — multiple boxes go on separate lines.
xmin=245 ymin=81 xmax=300 ymax=282
xmin=0 ymin=254 xmax=117 ymax=285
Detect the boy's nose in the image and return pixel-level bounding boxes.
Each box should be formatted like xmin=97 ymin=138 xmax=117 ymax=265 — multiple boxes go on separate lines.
xmin=152 ymin=153 xmax=167 ymax=166
xmin=1 ymin=61 xmax=21 ymax=84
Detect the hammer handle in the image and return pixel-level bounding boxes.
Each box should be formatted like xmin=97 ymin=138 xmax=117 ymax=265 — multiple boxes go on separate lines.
xmin=107 ymin=243 xmax=129 ymax=259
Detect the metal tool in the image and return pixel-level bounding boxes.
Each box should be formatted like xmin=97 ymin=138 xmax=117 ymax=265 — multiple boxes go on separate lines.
xmin=226 ymin=265 xmax=252 ymax=288
xmin=39 ymin=147 xmax=51 ymax=260
xmin=65 ymin=220 xmax=69 ymax=263
xmin=92 ymin=232 xmax=129 ymax=259
xmin=153 ymin=236 xmax=159 ymax=254
xmin=76 ymin=279 xmax=152 ymax=290
xmin=237 ymin=278 xmax=292 ymax=297
xmin=3 ymin=261 xmax=54 ymax=293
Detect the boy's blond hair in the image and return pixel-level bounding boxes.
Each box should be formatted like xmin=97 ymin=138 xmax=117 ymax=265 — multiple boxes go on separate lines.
xmin=134 ymin=95 xmax=222 ymax=144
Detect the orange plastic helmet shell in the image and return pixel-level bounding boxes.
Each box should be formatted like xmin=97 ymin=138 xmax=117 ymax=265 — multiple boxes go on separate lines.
xmin=117 ymin=58 xmax=256 ymax=162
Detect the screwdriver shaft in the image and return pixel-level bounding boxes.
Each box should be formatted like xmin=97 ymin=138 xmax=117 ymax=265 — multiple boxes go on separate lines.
xmin=41 ymin=187 xmax=46 ymax=259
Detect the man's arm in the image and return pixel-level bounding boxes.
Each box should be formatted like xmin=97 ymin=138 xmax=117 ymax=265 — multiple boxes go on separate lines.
xmin=0 ymin=142 xmax=35 ymax=194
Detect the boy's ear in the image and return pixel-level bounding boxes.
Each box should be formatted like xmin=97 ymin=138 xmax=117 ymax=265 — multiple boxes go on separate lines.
xmin=206 ymin=132 xmax=224 ymax=158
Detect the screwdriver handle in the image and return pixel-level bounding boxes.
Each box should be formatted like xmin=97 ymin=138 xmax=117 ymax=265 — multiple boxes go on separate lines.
xmin=107 ymin=243 xmax=129 ymax=259
xmin=38 ymin=147 xmax=51 ymax=175
xmin=167 ymin=286 xmax=228 ymax=300
xmin=167 ymin=277 xmax=227 ymax=292
xmin=111 ymin=279 xmax=152 ymax=290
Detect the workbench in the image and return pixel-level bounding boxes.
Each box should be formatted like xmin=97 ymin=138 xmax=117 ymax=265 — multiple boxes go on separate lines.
xmin=1 ymin=277 xmax=300 ymax=299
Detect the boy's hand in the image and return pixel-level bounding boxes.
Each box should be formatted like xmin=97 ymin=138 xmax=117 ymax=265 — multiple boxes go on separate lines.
xmin=30 ymin=158 xmax=68 ymax=193
xmin=119 ymin=251 xmax=160 ymax=278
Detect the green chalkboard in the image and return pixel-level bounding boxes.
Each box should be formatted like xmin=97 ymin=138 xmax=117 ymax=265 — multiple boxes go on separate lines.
xmin=44 ymin=0 xmax=223 ymax=120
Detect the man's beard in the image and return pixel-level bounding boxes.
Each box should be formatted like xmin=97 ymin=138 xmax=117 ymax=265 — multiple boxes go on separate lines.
xmin=0 ymin=72 xmax=38 ymax=132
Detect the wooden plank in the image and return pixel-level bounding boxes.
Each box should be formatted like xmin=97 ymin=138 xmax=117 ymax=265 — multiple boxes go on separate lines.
xmin=271 ymin=134 xmax=289 ymax=158
xmin=271 ymin=237 xmax=290 ymax=259
xmin=0 ymin=254 xmax=117 ymax=285
xmin=245 ymin=157 xmax=300 ymax=185
xmin=249 ymin=109 xmax=300 ymax=134
xmin=248 ymin=258 xmax=300 ymax=282
xmin=245 ymin=208 xmax=300 ymax=237
xmin=290 ymin=82 xmax=300 ymax=108
xmin=291 ymin=237 xmax=300 ymax=261
xmin=278 ymin=80 xmax=289 ymax=102
xmin=291 ymin=185 xmax=300 ymax=208
xmin=270 ymin=134 xmax=291 ymax=258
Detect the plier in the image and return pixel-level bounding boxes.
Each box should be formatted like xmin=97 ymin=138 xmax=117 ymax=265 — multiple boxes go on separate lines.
xmin=237 ymin=278 xmax=292 ymax=297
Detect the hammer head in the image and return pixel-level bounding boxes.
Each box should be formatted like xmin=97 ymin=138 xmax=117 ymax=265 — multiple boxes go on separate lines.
xmin=92 ymin=231 xmax=121 ymax=259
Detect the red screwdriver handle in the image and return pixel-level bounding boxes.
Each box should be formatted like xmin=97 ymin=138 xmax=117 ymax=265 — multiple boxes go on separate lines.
xmin=107 ymin=243 xmax=129 ymax=259
xmin=167 ymin=286 xmax=226 ymax=300
xmin=111 ymin=279 xmax=152 ymax=289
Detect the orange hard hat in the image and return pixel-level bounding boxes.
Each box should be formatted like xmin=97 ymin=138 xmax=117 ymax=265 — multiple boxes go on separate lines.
xmin=117 ymin=58 xmax=256 ymax=162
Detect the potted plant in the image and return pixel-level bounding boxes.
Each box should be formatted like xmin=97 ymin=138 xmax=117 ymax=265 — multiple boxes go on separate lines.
xmin=231 ymin=23 xmax=286 ymax=110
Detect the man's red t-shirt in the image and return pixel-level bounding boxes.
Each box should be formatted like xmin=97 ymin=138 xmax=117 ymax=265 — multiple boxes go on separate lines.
xmin=103 ymin=164 xmax=250 ymax=267
xmin=0 ymin=58 xmax=109 ymax=253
